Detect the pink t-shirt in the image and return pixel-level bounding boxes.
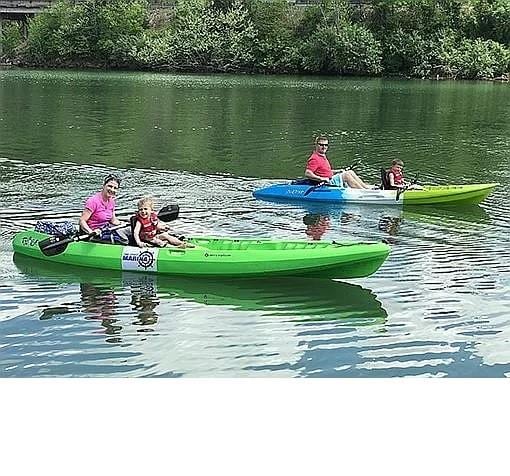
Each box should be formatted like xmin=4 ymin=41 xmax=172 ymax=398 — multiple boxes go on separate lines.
xmin=84 ymin=192 xmax=115 ymax=230
xmin=306 ymin=152 xmax=333 ymax=179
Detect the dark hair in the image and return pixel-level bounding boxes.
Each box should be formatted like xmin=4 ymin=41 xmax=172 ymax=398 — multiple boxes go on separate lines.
xmin=315 ymin=135 xmax=328 ymax=145
xmin=103 ymin=174 xmax=121 ymax=186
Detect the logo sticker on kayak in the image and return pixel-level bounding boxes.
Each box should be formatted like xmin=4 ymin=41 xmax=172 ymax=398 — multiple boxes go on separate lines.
xmin=122 ymin=247 xmax=159 ymax=272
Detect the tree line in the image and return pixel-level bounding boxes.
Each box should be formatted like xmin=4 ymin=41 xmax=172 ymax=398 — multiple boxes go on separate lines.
xmin=1 ymin=0 xmax=509 ymax=80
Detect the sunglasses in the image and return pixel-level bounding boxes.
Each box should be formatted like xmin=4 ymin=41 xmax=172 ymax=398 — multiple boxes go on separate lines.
xmin=317 ymin=143 xmax=329 ymax=147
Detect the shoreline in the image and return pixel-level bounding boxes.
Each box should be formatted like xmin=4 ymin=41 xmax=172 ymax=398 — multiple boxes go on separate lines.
xmin=2 ymin=60 xmax=509 ymax=83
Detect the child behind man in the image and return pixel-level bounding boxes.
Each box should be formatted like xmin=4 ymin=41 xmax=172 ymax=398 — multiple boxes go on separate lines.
xmin=133 ymin=196 xmax=192 ymax=248
xmin=387 ymin=159 xmax=422 ymax=190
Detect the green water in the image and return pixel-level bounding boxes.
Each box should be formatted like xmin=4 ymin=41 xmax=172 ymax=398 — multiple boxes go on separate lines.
xmin=1 ymin=70 xmax=508 ymax=180
xmin=0 ymin=69 xmax=509 ymax=377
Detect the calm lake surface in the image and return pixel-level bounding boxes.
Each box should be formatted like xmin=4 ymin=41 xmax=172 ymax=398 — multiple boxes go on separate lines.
xmin=0 ymin=69 xmax=509 ymax=377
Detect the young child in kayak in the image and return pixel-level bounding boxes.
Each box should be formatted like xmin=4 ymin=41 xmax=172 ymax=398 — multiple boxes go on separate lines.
xmin=133 ymin=197 xmax=192 ymax=248
xmin=387 ymin=159 xmax=422 ymax=190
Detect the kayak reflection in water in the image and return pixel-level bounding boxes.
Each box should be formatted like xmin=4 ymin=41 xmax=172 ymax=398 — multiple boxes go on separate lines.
xmin=303 ymin=213 xmax=331 ymax=241
xmin=304 ymin=135 xmax=372 ymax=189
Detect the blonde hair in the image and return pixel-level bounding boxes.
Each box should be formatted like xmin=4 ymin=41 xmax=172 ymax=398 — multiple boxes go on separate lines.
xmin=392 ymin=159 xmax=404 ymax=167
xmin=137 ymin=196 xmax=155 ymax=210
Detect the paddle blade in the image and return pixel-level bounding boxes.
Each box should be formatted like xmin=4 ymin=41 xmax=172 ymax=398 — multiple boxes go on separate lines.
xmin=158 ymin=203 xmax=180 ymax=222
xmin=39 ymin=235 xmax=73 ymax=256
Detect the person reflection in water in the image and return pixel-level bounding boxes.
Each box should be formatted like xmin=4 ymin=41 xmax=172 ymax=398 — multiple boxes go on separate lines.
xmin=130 ymin=282 xmax=160 ymax=328
xmin=378 ymin=215 xmax=402 ymax=236
xmin=80 ymin=283 xmax=123 ymax=343
xmin=303 ymin=213 xmax=331 ymax=241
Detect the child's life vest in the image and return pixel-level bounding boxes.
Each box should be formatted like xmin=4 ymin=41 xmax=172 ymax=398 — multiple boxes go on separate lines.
xmin=136 ymin=211 xmax=159 ymax=241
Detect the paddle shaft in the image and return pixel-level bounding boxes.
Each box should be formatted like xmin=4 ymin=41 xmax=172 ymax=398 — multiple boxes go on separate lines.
xmin=41 ymin=222 xmax=128 ymax=252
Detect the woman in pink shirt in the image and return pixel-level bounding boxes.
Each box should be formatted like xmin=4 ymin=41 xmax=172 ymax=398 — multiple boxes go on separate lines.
xmin=305 ymin=136 xmax=371 ymax=189
xmin=79 ymin=174 xmax=130 ymax=244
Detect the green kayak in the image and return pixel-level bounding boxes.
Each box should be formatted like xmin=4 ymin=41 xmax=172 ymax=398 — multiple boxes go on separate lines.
xmin=12 ymin=230 xmax=390 ymax=279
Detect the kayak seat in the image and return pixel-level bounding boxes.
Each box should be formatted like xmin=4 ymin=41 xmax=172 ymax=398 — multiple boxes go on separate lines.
xmin=291 ymin=178 xmax=319 ymax=185
xmin=128 ymin=214 xmax=185 ymax=246
xmin=128 ymin=215 xmax=138 ymax=246
xmin=380 ymin=168 xmax=394 ymax=190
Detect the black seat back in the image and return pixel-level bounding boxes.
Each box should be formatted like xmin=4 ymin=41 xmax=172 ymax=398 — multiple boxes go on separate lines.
xmin=380 ymin=168 xmax=392 ymax=190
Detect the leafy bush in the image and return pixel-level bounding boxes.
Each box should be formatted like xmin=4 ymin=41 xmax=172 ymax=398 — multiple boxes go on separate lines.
xmin=381 ymin=29 xmax=429 ymax=75
xmin=411 ymin=31 xmax=510 ymax=79
xmin=0 ymin=21 xmax=23 ymax=58
xmin=300 ymin=23 xmax=382 ymax=75
xmin=460 ymin=0 xmax=510 ymax=45
xmin=369 ymin=0 xmax=464 ymax=38
xmin=164 ymin=0 xmax=256 ymax=72
xmin=447 ymin=38 xmax=510 ymax=79
xmin=26 ymin=0 xmax=148 ymax=64
xmin=246 ymin=0 xmax=301 ymax=72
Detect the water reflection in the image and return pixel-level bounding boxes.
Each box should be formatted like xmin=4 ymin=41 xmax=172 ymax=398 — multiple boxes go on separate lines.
xmin=402 ymin=203 xmax=490 ymax=227
xmin=378 ymin=215 xmax=402 ymax=236
xmin=13 ymin=254 xmax=388 ymax=329
xmin=299 ymin=202 xmax=402 ymax=242
xmin=303 ymin=213 xmax=331 ymax=240
xmin=295 ymin=200 xmax=491 ymax=243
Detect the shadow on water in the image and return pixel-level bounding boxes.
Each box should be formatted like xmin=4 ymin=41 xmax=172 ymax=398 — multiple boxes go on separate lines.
xmin=13 ymin=254 xmax=388 ymax=327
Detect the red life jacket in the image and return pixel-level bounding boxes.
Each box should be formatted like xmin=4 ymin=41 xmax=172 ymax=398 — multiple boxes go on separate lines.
xmin=389 ymin=167 xmax=404 ymax=186
xmin=137 ymin=211 xmax=159 ymax=241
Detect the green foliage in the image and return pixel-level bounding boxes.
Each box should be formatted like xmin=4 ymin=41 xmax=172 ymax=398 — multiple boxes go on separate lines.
xmin=441 ymin=37 xmax=510 ymax=79
xmin=0 ymin=21 xmax=23 ymax=58
xmin=298 ymin=1 xmax=382 ymax=75
xmin=410 ymin=30 xmax=510 ymax=79
xmin=17 ymin=0 xmax=510 ymax=79
xmin=369 ymin=0 xmax=463 ymax=36
xmin=124 ymin=29 xmax=173 ymax=68
xmin=246 ymin=0 xmax=301 ymax=72
xmin=369 ymin=1 xmax=510 ymax=78
xmin=26 ymin=0 xmax=148 ymax=64
xmin=460 ymin=0 xmax=510 ymax=45
xmin=381 ymin=29 xmax=429 ymax=75
xmin=162 ymin=0 xmax=256 ymax=71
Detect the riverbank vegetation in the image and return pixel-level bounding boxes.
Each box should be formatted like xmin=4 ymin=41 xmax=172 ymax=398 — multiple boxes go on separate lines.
xmin=1 ymin=0 xmax=509 ymax=80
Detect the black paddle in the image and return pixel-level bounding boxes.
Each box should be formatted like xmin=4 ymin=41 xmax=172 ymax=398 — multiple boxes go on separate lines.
xmin=39 ymin=204 xmax=180 ymax=257
xmin=303 ymin=160 xmax=361 ymax=197
xmin=395 ymin=174 xmax=419 ymax=201
xmin=39 ymin=223 xmax=129 ymax=257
